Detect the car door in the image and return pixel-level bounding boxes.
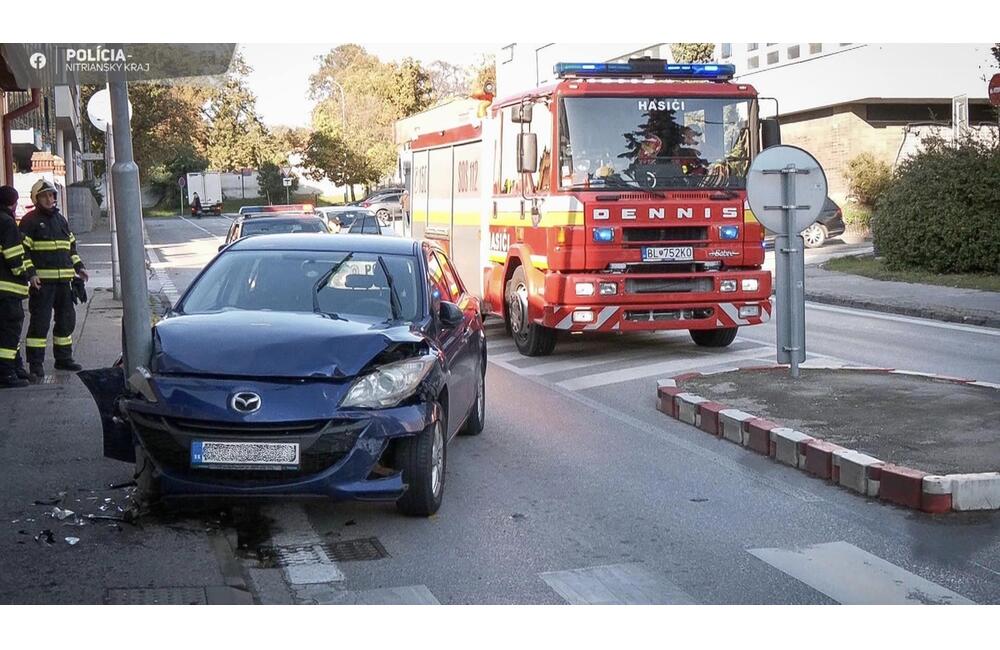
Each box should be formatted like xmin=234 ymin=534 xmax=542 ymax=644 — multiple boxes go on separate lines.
xmin=425 ymin=247 xmax=471 ymax=436
xmin=434 ymin=250 xmax=481 ymax=427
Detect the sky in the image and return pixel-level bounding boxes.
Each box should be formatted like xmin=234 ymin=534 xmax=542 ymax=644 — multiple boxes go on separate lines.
xmin=241 ymin=43 xmax=499 ymax=128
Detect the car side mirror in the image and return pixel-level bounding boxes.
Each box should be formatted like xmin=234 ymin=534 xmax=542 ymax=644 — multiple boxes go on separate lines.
xmin=517 ymin=132 xmax=538 ymax=173
xmin=439 ymin=301 xmax=464 ymax=329
xmin=218 ymin=243 xmax=226 ymax=252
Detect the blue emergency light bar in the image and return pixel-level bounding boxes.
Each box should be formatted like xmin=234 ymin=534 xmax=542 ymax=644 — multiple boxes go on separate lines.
xmin=554 ymin=60 xmax=736 ymax=82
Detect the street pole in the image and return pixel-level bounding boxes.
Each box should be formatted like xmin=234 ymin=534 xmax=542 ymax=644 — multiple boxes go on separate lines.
xmin=108 ymin=77 xmax=153 ymax=376
xmin=105 ymin=122 xmax=122 ymax=301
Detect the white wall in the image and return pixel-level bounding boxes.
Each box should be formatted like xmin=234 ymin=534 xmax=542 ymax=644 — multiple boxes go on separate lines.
xmin=722 ymin=43 xmax=996 ymax=117
xmin=497 ymin=43 xmax=657 ymax=96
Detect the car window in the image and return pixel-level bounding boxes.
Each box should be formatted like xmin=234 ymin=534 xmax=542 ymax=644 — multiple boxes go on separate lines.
xmin=241 ymin=219 xmax=327 ymax=236
xmin=433 ymin=251 xmax=463 ymax=302
xmin=349 ymin=214 xmax=382 ymax=234
xmin=181 ymin=250 xmax=421 ymax=321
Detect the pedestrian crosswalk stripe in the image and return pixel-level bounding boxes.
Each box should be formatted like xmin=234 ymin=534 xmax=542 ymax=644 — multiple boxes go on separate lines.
xmin=555 ymin=347 xmax=774 ymax=391
xmin=509 ymin=347 xmax=657 ymax=377
xmin=748 ymin=541 xmax=975 ymax=605
xmin=539 ymin=563 xmax=696 ymax=605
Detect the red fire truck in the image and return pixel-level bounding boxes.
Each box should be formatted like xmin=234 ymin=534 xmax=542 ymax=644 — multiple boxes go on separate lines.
xmin=401 ymin=59 xmax=778 ymax=356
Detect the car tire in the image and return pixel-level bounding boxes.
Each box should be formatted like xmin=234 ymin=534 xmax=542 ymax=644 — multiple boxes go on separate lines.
xmin=133 ymin=443 xmax=162 ymax=509
xmin=505 ymin=266 xmax=557 ymax=357
xmin=395 ymin=408 xmax=446 ymax=517
xmin=689 ymin=327 xmax=738 ymax=348
xmin=802 ymin=223 xmax=828 ymax=249
xmin=459 ymin=368 xmax=486 ymax=436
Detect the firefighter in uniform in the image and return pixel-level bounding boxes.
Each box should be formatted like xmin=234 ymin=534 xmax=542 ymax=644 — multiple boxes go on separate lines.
xmin=18 ymin=179 xmax=88 ymax=380
xmin=1 ymin=186 xmax=41 ymax=388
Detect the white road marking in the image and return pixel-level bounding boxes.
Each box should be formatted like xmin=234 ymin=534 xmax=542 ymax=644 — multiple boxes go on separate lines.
xmin=510 ymin=348 xmax=656 ymax=377
xmin=555 ymin=347 xmax=774 ymax=391
xmin=143 ymin=226 xmax=181 ymax=306
xmin=539 ymin=563 xmax=695 ymax=605
xmin=264 ymin=504 xmax=345 ymax=585
xmin=804 ymin=302 xmax=1000 ymax=337
xmin=748 ymin=541 xmax=975 ymax=605
xmin=178 ymin=214 xmax=226 ymax=239
xmin=314 ymin=585 xmax=441 ymax=605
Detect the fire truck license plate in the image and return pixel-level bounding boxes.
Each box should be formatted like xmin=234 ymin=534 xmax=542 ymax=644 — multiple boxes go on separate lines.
xmin=642 ymin=246 xmax=694 ymax=262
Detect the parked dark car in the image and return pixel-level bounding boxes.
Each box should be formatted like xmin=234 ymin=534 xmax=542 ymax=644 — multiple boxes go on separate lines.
xmin=764 ymin=197 xmax=846 ymax=249
xmin=81 ymin=235 xmax=487 ymax=516
xmin=222 ymin=215 xmax=330 ymax=248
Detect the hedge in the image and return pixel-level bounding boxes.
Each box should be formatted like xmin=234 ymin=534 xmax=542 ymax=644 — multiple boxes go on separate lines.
xmin=872 ymin=135 xmax=1000 ymax=274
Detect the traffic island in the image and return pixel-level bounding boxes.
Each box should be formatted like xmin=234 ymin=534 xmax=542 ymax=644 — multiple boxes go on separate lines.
xmin=656 ymin=366 xmax=1000 ymax=513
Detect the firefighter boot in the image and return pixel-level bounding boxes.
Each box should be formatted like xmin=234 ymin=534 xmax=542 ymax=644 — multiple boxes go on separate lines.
xmin=28 ymin=363 xmax=45 ymax=382
xmin=54 ymin=358 xmax=82 ymax=371
xmin=13 ymin=352 xmax=29 ymax=380
xmin=0 ymin=372 xmax=29 ymax=388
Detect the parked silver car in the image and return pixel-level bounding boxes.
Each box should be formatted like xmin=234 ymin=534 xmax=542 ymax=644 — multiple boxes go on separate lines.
xmin=361 ymin=191 xmax=404 ymax=221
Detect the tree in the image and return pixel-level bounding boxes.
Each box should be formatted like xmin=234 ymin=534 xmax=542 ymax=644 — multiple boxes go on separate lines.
xmin=993 ymin=43 xmax=1000 ymax=66
xmin=670 ymin=43 xmax=717 ymax=63
xmin=257 ymin=161 xmax=299 ymax=204
xmin=305 ymin=45 xmax=433 ymax=197
xmin=428 ymin=60 xmax=472 ymax=104
xmin=203 ymin=52 xmax=278 ymax=172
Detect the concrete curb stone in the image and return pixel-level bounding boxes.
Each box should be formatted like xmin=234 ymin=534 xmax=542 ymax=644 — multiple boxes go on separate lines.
xmin=656 ymin=367 xmax=1000 ymax=514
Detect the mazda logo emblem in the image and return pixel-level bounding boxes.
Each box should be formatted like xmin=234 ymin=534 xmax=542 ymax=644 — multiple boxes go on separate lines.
xmin=230 ymin=392 xmax=261 ymax=413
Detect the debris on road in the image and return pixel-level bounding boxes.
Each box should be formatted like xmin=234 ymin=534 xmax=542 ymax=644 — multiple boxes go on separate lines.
xmin=65 ymin=537 xmax=80 ymax=546
xmin=50 ymin=507 xmax=75 ymax=521
xmin=34 ymin=530 xmax=55 ymax=545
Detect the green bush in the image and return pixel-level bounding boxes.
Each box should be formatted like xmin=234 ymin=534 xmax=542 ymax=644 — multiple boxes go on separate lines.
xmin=844 ymin=153 xmax=892 ymax=207
xmin=841 ymin=201 xmax=872 ymax=229
xmin=872 ymin=134 xmax=1000 ymax=274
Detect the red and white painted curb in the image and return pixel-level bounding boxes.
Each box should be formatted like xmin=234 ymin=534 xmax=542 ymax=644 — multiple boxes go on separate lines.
xmin=656 ymin=366 xmax=1000 ymax=513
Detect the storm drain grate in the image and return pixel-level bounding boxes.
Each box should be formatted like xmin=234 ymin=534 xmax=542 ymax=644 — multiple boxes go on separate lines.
xmin=325 ymin=537 xmax=390 ymax=562
xmin=259 ymin=544 xmax=332 ymax=568
xmin=105 ymin=587 xmax=207 ymax=605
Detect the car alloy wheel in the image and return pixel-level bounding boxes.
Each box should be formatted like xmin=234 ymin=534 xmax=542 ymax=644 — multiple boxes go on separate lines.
xmin=430 ymin=419 xmax=444 ymax=497
xmin=802 ymin=223 xmax=827 ymax=248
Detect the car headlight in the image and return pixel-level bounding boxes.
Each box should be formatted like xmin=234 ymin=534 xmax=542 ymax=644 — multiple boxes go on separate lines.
xmin=340 ymin=355 xmax=437 ymax=409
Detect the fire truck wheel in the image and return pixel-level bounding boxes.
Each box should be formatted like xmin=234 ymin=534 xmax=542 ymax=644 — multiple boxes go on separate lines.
xmin=689 ymin=327 xmax=738 ymax=348
xmin=506 ymin=266 xmax=557 ymax=357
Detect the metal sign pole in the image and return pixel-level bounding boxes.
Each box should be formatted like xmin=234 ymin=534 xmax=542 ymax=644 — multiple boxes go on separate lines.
xmin=105 ymin=123 xmax=121 ymax=301
xmin=782 ymin=166 xmax=804 ymax=378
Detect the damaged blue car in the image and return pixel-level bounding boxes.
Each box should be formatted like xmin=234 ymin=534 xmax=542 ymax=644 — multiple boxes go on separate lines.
xmin=81 ymin=234 xmax=487 ymax=516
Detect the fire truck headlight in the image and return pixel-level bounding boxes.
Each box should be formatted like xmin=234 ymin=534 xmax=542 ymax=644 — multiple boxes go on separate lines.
xmin=741 ymin=279 xmax=759 ymax=292
xmin=575 ymin=282 xmax=595 ymax=296
xmin=720 ymin=279 xmax=737 ymax=293
xmin=739 ymin=305 xmax=761 ymax=318
xmin=572 ymin=310 xmax=595 ymax=324
xmin=599 ymin=282 xmax=618 ymax=296
xmin=592 ymin=227 xmax=614 ymax=243
xmin=720 ymin=226 xmax=740 ymax=240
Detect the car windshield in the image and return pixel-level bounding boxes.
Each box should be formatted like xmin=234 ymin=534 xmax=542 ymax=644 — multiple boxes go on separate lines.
xmin=241 ymin=219 xmax=327 ymax=236
xmin=559 ymin=96 xmax=752 ymax=191
xmin=180 ymin=250 xmax=421 ymax=321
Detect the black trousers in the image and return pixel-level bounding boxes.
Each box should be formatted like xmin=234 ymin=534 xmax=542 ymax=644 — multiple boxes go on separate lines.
xmin=26 ymin=282 xmax=76 ymax=364
xmin=0 ymin=295 xmax=24 ymax=374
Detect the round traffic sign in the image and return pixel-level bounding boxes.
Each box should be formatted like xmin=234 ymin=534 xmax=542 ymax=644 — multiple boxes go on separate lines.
xmin=177 ymin=176 xmax=186 ymax=188
xmin=746 ymin=145 xmax=828 ymax=234
xmin=989 ymin=74 xmax=1000 ymax=108
xmin=86 ymin=88 xmax=133 ymax=133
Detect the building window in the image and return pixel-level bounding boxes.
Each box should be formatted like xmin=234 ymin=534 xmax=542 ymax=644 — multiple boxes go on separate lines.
xmin=747 ymin=56 xmax=759 ymax=70
xmin=747 ymin=43 xmax=758 ymax=51
xmin=766 ymin=51 xmax=779 ymax=65
xmin=809 ymin=43 xmax=822 ymax=55
xmin=721 ymin=43 xmax=732 ymax=59
xmin=787 ymin=45 xmax=800 ymax=59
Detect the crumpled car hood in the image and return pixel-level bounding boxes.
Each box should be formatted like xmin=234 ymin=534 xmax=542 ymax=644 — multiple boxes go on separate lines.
xmin=152 ymin=310 xmax=425 ymax=379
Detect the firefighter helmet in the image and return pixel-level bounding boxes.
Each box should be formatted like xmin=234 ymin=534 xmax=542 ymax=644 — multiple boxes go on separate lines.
xmin=30 ymin=178 xmax=58 ymax=204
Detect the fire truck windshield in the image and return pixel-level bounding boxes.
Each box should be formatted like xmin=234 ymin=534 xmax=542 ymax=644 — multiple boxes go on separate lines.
xmin=558 ymin=96 xmax=752 ymax=191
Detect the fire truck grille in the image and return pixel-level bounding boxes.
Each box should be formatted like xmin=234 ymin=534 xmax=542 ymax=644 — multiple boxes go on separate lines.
xmin=624 ymin=308 xmax=715 ymax=322
xmin=622 ymin=227 xmax=708 ymax=243
xmin=625 ymin=278 xmax=714 ymax=294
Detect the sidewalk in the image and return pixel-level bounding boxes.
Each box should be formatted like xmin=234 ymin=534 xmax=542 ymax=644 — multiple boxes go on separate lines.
xmin=804 ymin=262 xmax=1000 ymax=329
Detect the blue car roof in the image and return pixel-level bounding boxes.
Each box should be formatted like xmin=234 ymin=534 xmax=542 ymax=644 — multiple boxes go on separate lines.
xmin=228 ymin=233 xmax=419 ymax=256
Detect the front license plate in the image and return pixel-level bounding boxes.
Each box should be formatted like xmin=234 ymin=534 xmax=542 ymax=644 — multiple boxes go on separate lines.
xmin=191 ymin=441 xmax=300 ymax=470
xmin=642 ymin=246 xmax=694 ymax=262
